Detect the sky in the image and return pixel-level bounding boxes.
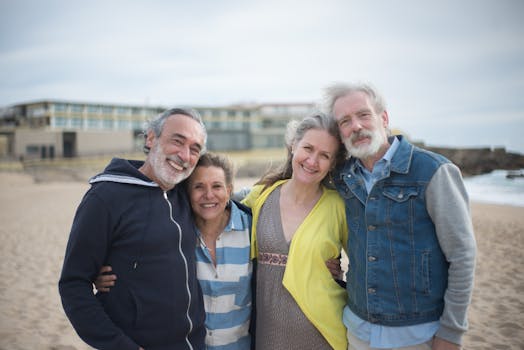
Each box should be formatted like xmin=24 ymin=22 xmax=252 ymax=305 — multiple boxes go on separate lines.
xmin=1 ymin=0 xmax=523 ymax=153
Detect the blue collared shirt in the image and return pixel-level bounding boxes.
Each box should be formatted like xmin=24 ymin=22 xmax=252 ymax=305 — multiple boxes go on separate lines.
xmin=343 ymin=136 xmax=439 ymax=348
xmin=195 ymin=202 xmax=253 ymax=349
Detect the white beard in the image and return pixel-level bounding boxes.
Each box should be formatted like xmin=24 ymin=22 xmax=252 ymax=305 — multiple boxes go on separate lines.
xmin=149 ymin=142 xmax=193 ymax=188
xmin=344 ymin=128 xmax=386 ymax=160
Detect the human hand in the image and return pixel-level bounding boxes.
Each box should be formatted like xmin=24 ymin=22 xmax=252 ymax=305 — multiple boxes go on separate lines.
xmin=432 ymin=337 xmax=460 ymax=350
xmin=94 ymin=265 xmax=117 ymax=293
xmin=326 ymin=258 xmax=343 ymax=280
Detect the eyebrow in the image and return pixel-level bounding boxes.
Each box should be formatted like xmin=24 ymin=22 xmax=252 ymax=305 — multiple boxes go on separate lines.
xmin=172 ymin=132 xmax=203 ymax=152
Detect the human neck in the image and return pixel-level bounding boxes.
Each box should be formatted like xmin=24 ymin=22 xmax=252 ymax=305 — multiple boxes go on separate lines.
xmin=138 ymin=163 xmax=174 ymax=191
xmin=282 ymin=179 xmax=323 ymax=205
xmin=195 ymin=209 xmax=230 ymax=240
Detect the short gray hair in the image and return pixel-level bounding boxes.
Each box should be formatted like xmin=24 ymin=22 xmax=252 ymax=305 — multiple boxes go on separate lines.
xmin=322 ymin=82 xmax=386 ymax=116
xmin=143 ymin=107 xmax=207 ymax=154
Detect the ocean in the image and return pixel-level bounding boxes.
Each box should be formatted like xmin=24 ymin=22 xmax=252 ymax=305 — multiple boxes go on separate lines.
xmin=463 ymin=169 xmax=524 ymax=207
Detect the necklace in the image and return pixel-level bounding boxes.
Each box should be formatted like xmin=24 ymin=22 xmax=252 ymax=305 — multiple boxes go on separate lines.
xmin=198 ymin=235 xmax=214 ymax=251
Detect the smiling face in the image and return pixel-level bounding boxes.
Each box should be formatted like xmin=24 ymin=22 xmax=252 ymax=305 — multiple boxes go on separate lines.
xmin=332 ymin=91 xmax=389 ymax=160
xmin=144 ymin=114 xmax=205 ymax=190
xmin=187 ymin=165 xmax=232 ymax=222
xmin=291 ymin=128 xmax=339 ymax=186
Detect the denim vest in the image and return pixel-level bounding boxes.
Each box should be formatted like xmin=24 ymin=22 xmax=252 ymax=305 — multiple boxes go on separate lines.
xmin=334 ymin=136 xmax=450 ymax=326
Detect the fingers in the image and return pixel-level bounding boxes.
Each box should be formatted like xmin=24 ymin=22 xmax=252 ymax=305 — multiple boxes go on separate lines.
xmin=99 ymin=265 xmax=112 ymax=274
xmin=94 ymin=273 xmax=117 ymax=293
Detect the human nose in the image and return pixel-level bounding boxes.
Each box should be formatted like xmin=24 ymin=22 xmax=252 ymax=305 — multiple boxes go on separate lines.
xmin=202 ymin=186 xmax=214 ymax=198
xmin=178 ymin=146 xmax=191 ymax=163
xmin=350 ymin=118 xmax=363 ymax=132
xmin=306 ymin=153 xmax=319 ymax=166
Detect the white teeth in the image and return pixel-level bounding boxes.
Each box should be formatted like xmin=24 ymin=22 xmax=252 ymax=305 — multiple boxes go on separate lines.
xmin=302 ymin=165 xmax=317 ymax=174
xmin=167 ymin=159 xmax=183 ymax=171
xmin=202 ymin=204 xmax=216 ymax=208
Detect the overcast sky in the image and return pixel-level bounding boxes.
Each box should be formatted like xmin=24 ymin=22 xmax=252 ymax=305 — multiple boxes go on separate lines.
xmin=1 ymin=0 xmax=523 ymax=153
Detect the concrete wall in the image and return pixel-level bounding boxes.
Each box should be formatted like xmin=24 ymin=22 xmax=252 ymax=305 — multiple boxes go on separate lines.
xmin=15 ymin=129 xmax=63 ymax=159
xmin=76 ymin=130 xmax=134 ymax=156
xmin=14 ymin=129 xmax=135 ymax=159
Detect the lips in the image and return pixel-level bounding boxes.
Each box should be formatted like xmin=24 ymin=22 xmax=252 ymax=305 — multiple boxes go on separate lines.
xmin=201 ymin=203 xmax=218 ymax=208
xmin=301 ymin=164 xmax=318 ymax=174
xmin=167 ymin=158 xmax=186 ymax=172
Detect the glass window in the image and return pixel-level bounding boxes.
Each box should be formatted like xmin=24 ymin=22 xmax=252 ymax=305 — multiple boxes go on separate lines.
xmin=87 ymin=119 xmax=100 ymax=128
xmin=54 ymin=117 xmax=67 ymax=127
xmin=71 ymin=104 xmax=83 ymax=113
xmin=54 ymin=103 xmax=67 ymax=112
xmin=103 ymin=119 xmax=114 ymax=129
xmin=87 ymin=105 xmax=99 ymax=113
xmin=71 ymin=118 xmax=83 ymax=127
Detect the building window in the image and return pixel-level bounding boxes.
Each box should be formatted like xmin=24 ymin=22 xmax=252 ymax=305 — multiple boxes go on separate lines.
xmin=87 ymin=105 xmax=100 ymax=114
xmin=87 ymin=119 xmax=100 ymax=128
xmin=54 ymin=117 xmax=68 ymax=127
xmin=71 ymin=118 xmax=83 ymax=128
xmin=54 ymin=103 xmax=67 ymax=112
xmin=71 ymin=104 xmax=83 ymax=113
xmin=102 ymin=119 xmax=114 ymax=129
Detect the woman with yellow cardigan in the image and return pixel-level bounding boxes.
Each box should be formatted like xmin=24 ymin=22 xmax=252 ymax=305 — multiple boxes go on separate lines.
xmin=242 ymin=113 xmax=348 ymax=349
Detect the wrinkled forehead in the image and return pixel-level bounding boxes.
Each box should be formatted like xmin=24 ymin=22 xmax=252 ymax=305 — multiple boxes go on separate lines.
xmin=333 ymin=91 xmax=375 ymax=115
xmin=162 ymin=114 xmax=205 ymax=145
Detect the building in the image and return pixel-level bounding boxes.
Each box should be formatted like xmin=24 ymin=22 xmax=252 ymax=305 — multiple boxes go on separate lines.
xmin=0 ymin=100 xmax=316 ymax=160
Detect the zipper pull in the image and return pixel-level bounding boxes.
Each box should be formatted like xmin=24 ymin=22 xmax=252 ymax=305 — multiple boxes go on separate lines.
xmin=133 ymin=261 xmax=138 ymax=269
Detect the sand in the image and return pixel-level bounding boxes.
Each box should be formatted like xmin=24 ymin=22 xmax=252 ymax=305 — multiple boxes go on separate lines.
xmin=0 ymin=172 xmax=522 ymax=349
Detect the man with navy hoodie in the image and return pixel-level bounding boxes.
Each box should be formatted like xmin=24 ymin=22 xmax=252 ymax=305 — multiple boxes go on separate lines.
xmin=59 ymin=108 xmax=208 ymax=350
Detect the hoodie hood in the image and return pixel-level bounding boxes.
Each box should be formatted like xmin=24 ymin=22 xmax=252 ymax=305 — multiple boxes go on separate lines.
xmin=89 ymin=157 xmax=159 ymax=187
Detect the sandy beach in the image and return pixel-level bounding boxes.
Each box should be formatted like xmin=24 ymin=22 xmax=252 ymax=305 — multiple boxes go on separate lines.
xmin=0 ymin=172 xmax=522 ymax=349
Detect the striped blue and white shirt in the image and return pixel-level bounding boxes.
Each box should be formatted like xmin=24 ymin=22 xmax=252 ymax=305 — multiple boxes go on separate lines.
xmin=195 ymin=201 xmax=253 ymax=350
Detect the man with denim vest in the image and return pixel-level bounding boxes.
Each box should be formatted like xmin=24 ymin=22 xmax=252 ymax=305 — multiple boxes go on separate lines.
xmin=323 ymin=83 xmax=476 ymax=350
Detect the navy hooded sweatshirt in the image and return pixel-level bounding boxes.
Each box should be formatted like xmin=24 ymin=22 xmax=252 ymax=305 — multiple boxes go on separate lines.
xmin=59 ymin=158 xmax=206 ymax=350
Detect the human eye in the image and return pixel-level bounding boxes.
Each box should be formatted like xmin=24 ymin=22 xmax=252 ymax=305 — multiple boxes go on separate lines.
xmin=320 ymin=151 xmax=332 ymax=160
xmin=359 ymin=111 xmax=372 ymax=120
xmin=338 ymin=117 xmax=350 ymax=127
xmin=171 ymin=137 xmax=184 ymax=146
xmin=190 ymin=148 xmax=200 ymax=156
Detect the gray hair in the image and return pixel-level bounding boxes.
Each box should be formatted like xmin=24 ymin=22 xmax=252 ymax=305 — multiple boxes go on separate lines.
xmin=257 ymin=112 xmax=347 ymax=189
xmin=143 ymin=107 xmax=207 ymax=154
xmin=322 ymin=82 xmax=387 ymax=116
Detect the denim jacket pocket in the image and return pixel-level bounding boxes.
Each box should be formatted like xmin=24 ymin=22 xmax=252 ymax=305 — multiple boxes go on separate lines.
xmin=382 ymin=186 xmax=419 ymax=203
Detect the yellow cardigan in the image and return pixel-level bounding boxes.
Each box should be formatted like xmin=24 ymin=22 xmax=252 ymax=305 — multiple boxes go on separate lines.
xmin=242 ymin=179 xmax=348 ymax=350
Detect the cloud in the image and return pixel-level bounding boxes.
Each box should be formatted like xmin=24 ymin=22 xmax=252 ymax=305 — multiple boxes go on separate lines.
xmin=1 ymin=0 xmax=523 ymax=151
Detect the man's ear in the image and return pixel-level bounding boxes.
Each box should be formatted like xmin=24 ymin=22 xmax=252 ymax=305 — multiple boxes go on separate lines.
xmin=145 ymin=130 xmax=155 ymax=149
xmin=381 ymin=110 xmax=389 ymax=128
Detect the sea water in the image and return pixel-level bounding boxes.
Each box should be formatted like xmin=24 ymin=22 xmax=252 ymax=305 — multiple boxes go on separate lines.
xmin=463 ymin=169 xmax=524 ymax=207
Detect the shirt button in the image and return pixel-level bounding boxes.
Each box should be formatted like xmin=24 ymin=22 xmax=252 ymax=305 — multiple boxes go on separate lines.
xmin=397 ymin=193 xmax=404 ymax=199
xmin=368 ymin=225 xmax=376 ymax=231
xmin=368 ymin=256 xmax=377 ymax=262
xmin=368 ymin=287 xmax=376 ymax=294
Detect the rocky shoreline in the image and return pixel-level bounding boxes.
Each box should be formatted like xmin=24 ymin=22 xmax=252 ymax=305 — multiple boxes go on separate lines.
xmin=419 ymin=144 xmax=524 ymax=176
